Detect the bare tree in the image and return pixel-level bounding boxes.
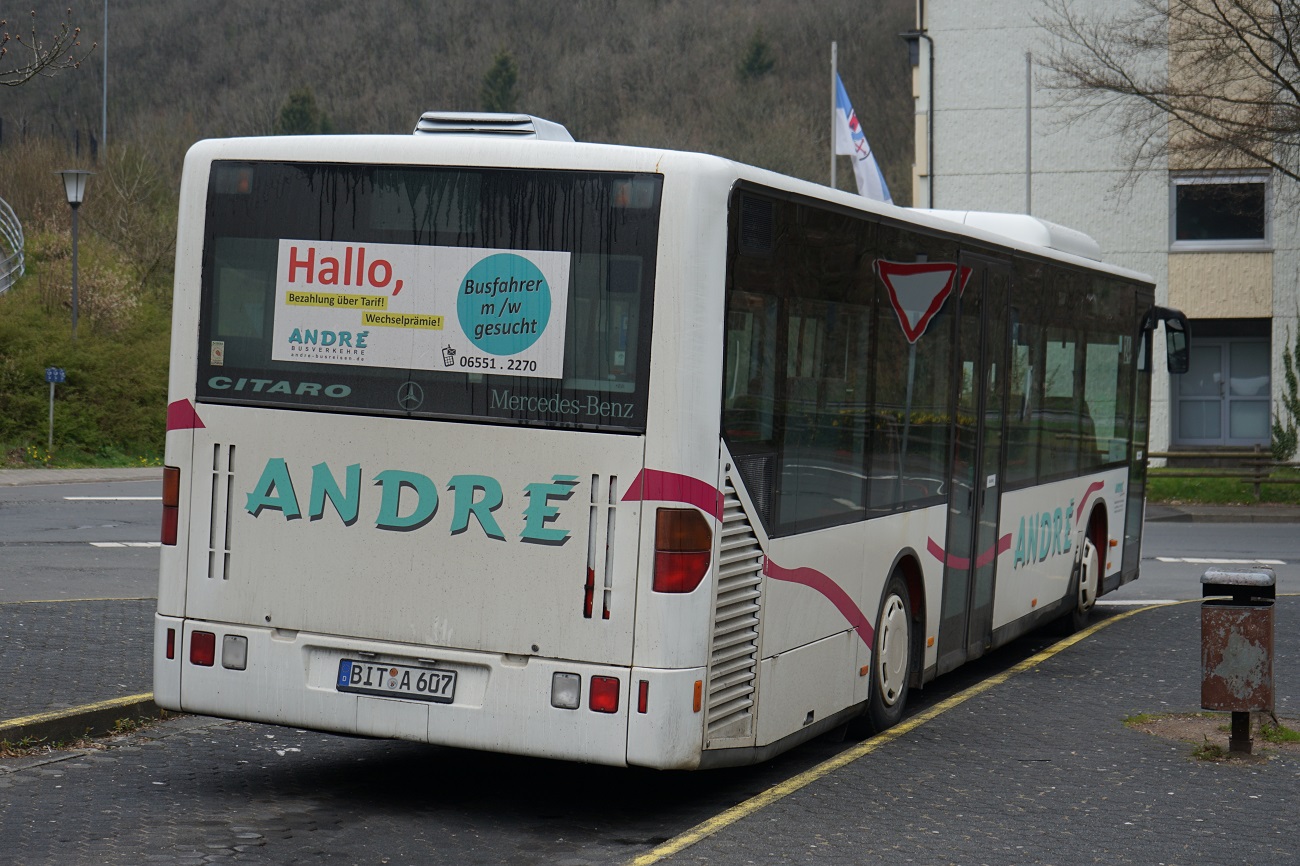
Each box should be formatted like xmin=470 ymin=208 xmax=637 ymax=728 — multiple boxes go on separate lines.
xmin=1037 ymin=0 xmax=1300 ymax=183
xmin=1 ymin=6 xmax=94 ymax=87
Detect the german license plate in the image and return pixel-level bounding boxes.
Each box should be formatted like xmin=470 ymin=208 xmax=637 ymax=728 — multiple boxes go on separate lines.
xmin=336 ymin=659 xmax=457 ymax=704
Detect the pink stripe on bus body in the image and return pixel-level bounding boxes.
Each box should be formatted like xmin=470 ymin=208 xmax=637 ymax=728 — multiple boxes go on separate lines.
xmin=1075 ymin=480 xmax=1105 ymax=526
xmin=763 ymin=558 xmax=876 ymax=647
xmin=621 ymin=468 xmax=724 ymax=520
xmin=926 ymin=533 xmax=1012 ymax=569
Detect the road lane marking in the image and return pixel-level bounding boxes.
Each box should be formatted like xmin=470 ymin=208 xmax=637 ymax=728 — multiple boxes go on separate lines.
xmin=1154 ymin=557 xmax=1285 ymax=565
xmin=626 ymin=603 xmax=1169 ymax=866
xmin=89 ymin=542 xmax=161 ymax=548
xmin=64 ymin=496 xmax=162 ymax=501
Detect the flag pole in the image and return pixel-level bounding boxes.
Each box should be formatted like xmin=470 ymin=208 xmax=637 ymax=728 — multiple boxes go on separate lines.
xmin=830 ymin=41 xmax=838 ymax=188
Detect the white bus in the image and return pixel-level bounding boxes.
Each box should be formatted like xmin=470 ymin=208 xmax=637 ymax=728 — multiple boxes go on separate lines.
xmin=155 ymin=113 xmax=1188 ymax=769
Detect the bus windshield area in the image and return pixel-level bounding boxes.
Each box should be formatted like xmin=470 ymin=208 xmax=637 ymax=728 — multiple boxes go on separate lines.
xmin=197 ymin=162 xmax=662 ymax=432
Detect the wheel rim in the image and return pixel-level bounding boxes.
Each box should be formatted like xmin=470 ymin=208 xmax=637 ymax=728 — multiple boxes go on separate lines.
xmin=876 ymin=594 xmax=909 ymax=706
xmin=1081 ymin=539 xmax=1100 ymax=612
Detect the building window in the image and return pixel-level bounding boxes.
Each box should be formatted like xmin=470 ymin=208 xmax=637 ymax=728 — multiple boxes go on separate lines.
xmin=1170 ymin=174 xmax=1269 ymax=251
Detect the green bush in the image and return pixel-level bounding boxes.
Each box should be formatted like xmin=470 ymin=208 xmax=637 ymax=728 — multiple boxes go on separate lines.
xmin=0 ymin=140 xmax=174 ymax=467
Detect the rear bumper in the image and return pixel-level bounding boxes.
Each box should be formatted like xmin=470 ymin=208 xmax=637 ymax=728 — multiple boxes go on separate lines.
xmin=154 ymin=614 xmax=706 ymax=768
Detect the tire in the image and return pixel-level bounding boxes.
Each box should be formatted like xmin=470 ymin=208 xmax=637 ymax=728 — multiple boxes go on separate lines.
xmin=863 ymin=573 xmax=913 ymax=734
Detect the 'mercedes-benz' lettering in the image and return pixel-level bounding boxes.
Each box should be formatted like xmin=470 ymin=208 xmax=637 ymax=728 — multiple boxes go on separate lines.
xmin=489 ymin=388 xmax=633 ymax=420
xmin=208 ymin=376 xmax=352 ymax=398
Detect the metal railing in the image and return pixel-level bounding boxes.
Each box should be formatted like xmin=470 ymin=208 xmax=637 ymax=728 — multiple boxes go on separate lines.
xmin=1149 ymin=447 xmax=1300 ymax=500
xmin=0 ymin=196 xmax=24 ymax=296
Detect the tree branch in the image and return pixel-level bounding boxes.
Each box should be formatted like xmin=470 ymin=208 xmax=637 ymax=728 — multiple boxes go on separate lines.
xmin=0 ymin=7 xmax=96 ymax=87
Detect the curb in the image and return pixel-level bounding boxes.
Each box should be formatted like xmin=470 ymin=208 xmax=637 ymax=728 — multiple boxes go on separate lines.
xmin=0 ymin=694 xmax=164 ymax=746
xmin=0 ymin=468 xmax=163 ymax=487
xmin=1145 ymin=505 xmax=1300 ymax=524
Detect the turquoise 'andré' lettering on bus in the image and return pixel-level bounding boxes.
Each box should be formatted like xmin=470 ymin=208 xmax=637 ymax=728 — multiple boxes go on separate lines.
xmin=309 ymin=462 xmax=361 ymax=525
xmin=245 ymin=458 xmax=301 ymax=519
xmin=1012 ymin=498 xmax=1074 ymax=569
xmin=374 ymin=470 xmax=438 ymax=530
xmin=521 ymin=475 xmax=579 ymax=544
xmin=287 ymin=328 xmax=369 ymax=348
xmin=448 ymin=475 xmax=505 ymax=540
xmin=244 ymin=458 xmax=573 ymax=545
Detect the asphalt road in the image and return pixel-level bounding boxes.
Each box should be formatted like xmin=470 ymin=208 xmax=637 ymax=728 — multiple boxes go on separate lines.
xmin=1106 ymin=521 xmax=1299 ymax=602
xmin=0 ymin=479 xmax=161 ymax=602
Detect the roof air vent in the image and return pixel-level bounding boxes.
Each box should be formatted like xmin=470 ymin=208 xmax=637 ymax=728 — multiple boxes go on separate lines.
xmin=413 ymin=112 xmax=574 ymax=142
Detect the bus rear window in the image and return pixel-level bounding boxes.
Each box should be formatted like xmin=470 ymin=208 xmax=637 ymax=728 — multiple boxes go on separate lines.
xmin=197 ymin=162 xmax=661 ymax=432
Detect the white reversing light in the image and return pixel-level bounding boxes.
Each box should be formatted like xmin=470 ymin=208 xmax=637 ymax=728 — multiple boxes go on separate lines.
xmin=222 ymin=635 xmax=248 ymax=671
xmin=551 ymin=672 xmax=581 ymax=709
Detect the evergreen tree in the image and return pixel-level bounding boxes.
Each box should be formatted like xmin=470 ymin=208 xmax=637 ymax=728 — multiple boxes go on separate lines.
xmin=480 ymin=51 xmax=518 ymax=113
xmin=737 ymin=29 xmax=776 ymax=82
xmin=275 ymin=88 xmax=332 ymax=135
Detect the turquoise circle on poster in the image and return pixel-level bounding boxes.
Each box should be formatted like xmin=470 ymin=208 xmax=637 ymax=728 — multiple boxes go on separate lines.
xmin=457 ymin=254 xmax=551 ymax=355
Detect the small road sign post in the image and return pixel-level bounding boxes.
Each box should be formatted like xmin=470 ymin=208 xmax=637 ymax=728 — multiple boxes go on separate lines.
xmin=45 ymin=367 xmax=66 ymax=450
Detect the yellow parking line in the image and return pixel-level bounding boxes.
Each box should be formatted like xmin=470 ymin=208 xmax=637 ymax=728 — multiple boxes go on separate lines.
xmin=627 ymin=603 xmax=1165 ymax=866
xmin=1 ymin=693 xmax=154 ymax=731
xmin=0 ymin=597 xmax=155 ymax=606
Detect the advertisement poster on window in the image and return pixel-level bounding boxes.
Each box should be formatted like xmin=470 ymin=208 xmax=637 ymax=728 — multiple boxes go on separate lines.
xmin=270 ymin=239 xmax=571 ymax=379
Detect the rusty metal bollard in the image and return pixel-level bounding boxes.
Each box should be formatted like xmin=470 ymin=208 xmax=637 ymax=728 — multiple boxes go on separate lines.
xmin=1201 ymin=566 xmax=1275 ymax=754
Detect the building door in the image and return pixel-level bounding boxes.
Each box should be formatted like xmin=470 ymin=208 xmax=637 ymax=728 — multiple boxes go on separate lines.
xmin=1174 ymin=337 xmax=1270 ymax=446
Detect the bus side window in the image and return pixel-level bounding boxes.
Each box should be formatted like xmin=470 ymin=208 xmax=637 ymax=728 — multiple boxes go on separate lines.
xmin=723 ymin=293 xmax=778 ymax=444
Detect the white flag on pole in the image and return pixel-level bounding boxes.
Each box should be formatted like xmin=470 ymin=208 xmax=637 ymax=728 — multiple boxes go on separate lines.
xmin=833 ymin=73 xmax=892 ymax=203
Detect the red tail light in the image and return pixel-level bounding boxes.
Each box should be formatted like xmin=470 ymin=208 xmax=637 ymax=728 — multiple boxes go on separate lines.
xmin=161 ymin=465 xmax=180 ymax=546
xmin=652 ymin=508 xmax=712 ymax=593
xmin=166 ymin=627 xmax=176 ymax=660
xmin=190 ymin=630 xmax=216 ymax=666
xmin=590 ymin=676 xmax=620 ymax=713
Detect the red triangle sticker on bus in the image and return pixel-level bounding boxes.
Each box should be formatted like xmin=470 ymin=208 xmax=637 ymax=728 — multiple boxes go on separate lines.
xmin=166 ymin=399 xmax=206 ymax=431
xmin=875 ymin=260 xmax=965 ymax=344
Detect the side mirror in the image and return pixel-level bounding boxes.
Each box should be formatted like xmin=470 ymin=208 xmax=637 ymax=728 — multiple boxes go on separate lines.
xmin=1164 ymin=312 xmax=1189 ymax=374
xmin=1138 ymin=305 xmax=1190 ymax=374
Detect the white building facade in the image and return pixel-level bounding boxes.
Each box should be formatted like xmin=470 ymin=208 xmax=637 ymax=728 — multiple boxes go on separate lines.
xmin=910 ymin=0 xmax=1296 ymax=456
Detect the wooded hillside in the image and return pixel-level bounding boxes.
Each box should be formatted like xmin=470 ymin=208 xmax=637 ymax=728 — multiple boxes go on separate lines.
xmin=2 ymin=0 xmax=915 ymax=197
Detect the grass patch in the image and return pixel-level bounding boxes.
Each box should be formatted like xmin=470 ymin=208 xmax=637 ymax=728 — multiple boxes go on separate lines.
xmin=1122 ymin=712 xmax=1167 ymax=727
xmin=1147 ymin=467 xmax=1300 ymax=506
xmin=1191 ymin=741 xmax=1228 ymax=761
xmin=1261 ymin=720 xmax=1300 ymax=744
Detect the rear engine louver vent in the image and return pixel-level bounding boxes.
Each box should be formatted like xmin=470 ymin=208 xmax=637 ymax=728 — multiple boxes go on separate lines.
xmin=704 ymin=478 xmax=764 ymax=745
xmin=585 ymin=474 xmax=618 ymax=620
xmin=208 ymin=443 xmax=235 ymax=580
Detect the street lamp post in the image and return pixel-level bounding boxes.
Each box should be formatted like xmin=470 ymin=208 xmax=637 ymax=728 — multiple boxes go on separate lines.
xmin=102 ymin=0 xmax=108 ymax=155
xmin=55 ymin=169 xmax=93 ymax=341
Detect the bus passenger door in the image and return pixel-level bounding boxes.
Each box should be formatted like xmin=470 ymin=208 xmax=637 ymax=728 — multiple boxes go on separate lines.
xmin=937 ymin=257 xmax=1010 ymax=674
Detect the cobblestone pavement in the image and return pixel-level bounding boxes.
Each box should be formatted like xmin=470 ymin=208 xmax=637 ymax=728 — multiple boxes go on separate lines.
xmin=0 ymin=598 xmax=154 ymax=718
xmin=0 ymin=600 xmax=1295 ymax=865
xmin=650 ymin=598 xmax=1300 ymax=866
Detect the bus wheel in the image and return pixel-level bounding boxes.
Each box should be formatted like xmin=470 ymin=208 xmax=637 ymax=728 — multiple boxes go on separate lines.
xmin=864 ymin=573 xmax=912 ymax=734
xmin=1063 ymin=537 xmax=1100 ymax=633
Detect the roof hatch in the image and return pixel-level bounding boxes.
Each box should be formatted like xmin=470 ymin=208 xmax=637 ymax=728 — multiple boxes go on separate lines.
xmin=916 ymin=210 xmax=1103 ymax=261
xmin=412 ymin=112 xmax=574 ymax=142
